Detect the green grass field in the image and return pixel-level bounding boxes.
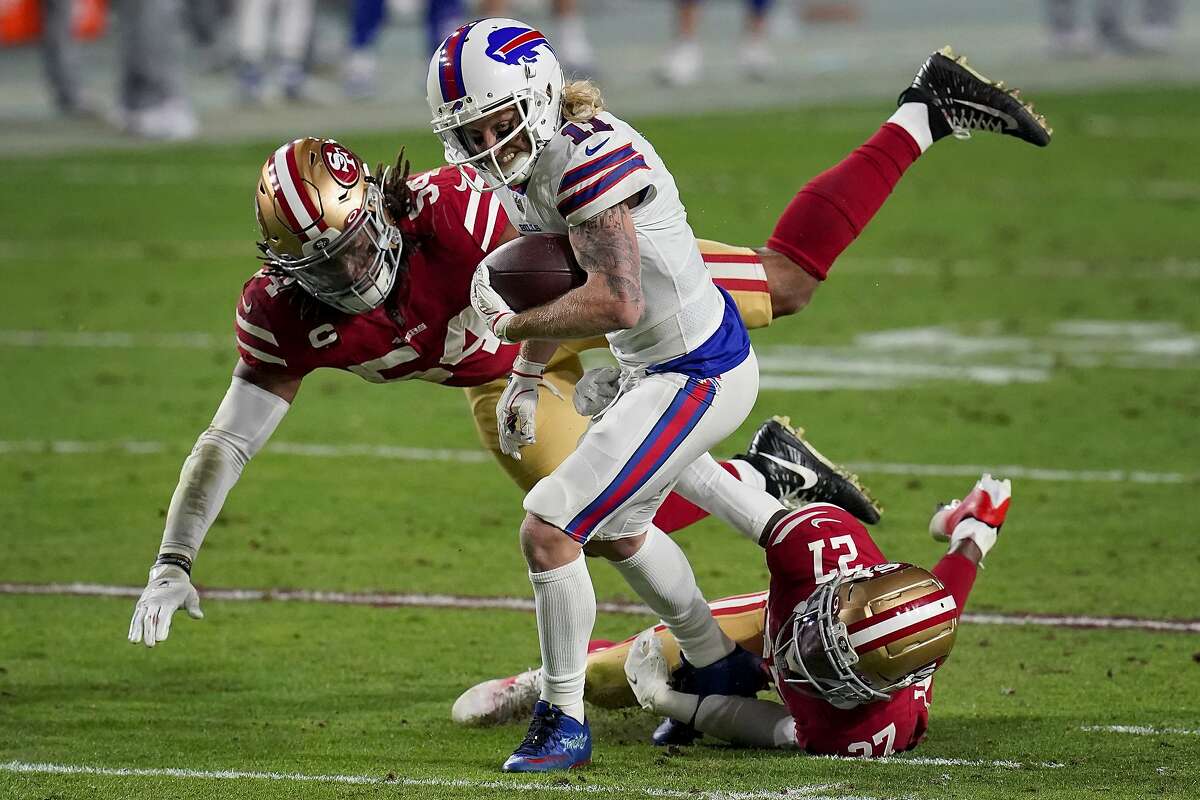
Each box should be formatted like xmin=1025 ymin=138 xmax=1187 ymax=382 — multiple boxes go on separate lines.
xmin=2 ymin=86 xmax=1198 ymax=799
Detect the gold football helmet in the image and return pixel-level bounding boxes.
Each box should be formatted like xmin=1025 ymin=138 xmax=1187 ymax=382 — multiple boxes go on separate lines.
xmin=255 ymin=137 xmax=402 ymax=314
xmin=772 ymin=563 xmax=958 ymax=707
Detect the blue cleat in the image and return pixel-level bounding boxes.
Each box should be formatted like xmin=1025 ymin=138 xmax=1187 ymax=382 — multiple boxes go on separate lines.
xmin=502 ymin=700 xmax=592 ymax=772
xmin=652 ymin=645 xmax=769 ymax=746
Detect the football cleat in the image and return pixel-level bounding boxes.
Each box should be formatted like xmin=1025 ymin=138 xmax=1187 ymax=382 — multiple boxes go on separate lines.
xmin=502 ymin=700 xmax=592 ymax=772
xmin=929 ymin=474 xmax=1011 ymax=561
xmin=737 ymin=417 xmax=882 ymax=524
xmin=899 ymin=46 xmax=1052 ymax=147
xmin=451 ymin=667 xmax=541 ymax=727
xmin=651 ymin=645 xmax=769 ymax=747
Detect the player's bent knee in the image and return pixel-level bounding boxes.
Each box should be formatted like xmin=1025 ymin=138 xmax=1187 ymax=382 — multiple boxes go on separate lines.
xmin=584 ymin=532 xmax=646 ymax=562
xmin=519 ymin=501 xmax=580 ymax=571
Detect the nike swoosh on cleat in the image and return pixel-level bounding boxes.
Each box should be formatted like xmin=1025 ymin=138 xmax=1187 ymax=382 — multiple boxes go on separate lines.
xmin=759 ymin=452 xmax=820 ymax=490
xmin=241 ymin=297 xmax=252 ymax=313
xmin=951 ymin=99 xmax=1019 ymax=129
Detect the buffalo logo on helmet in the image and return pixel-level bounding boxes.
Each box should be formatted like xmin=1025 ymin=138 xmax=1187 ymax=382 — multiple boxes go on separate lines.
xmin=485 ymin=26 xmax=553 ymax=66
xmin=321 ymin=142 xmax=360 ymax=187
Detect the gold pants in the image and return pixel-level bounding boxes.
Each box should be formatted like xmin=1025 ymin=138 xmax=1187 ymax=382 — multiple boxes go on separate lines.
xmin=462 ymin=240 xmax=773 ymax=491
xmin=584 ymin=591 xmax=769 ymax=709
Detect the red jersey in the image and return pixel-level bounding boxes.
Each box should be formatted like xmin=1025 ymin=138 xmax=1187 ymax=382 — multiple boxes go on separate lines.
xmin=764 ymin=503 xmax=935 ymax=757
xmin=235 ymin=166 xmax=519 ymax=387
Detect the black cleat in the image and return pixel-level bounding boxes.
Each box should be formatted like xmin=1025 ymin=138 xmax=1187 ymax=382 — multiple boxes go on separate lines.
xmin=736 ymin=416 xmax=882 ymax=525
xmin=899 ymin=46 xmax=1052 ymax=147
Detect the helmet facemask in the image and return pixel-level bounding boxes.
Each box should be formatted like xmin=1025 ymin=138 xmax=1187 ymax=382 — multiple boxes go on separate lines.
xmin=773 ymin=574 xmax=893 ymax=708
xmin=434 ymin=88 xmax=554 ymax=191
xmin=262 ymin=183 xmax=403 ymax=315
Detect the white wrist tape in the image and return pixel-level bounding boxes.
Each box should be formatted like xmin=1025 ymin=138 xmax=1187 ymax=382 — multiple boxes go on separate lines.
xmin=951 ymin=518 xmax=999 ymax=560
xmin=158 ymin=377 xmax=290 ymax=561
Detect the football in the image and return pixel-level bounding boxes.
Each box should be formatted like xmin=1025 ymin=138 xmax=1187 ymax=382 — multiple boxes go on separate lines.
xmin=485 ymin=234 xmax=586 ymax=312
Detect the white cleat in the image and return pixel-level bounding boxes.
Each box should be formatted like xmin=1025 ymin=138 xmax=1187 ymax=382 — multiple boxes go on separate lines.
xmin=451 ymin=668 xmax=541 ymax=727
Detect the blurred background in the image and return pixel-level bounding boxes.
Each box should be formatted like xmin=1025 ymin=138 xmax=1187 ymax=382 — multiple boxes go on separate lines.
xmin=1 ymin=0 xmax=1197 ymax=153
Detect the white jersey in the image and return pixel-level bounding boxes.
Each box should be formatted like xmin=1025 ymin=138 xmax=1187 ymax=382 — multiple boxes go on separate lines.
xmin=493 ymin=112 xmax=729 ymax=370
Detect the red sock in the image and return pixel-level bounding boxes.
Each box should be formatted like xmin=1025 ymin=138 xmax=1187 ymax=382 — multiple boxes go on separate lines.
xmin=766 ymin=123 xmax=922 ymax=280
xmin=653 ymin=461 xmax=740 ymax=534
xmin=931 ymin=552 xmax=978 ymax=614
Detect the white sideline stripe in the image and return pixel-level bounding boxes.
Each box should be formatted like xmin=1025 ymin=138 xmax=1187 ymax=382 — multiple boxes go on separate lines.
xmin=0 ymin=438 xmax=1191 ymax=485
xmin=811 ymin=754 xmax=1063 ymax=770
xmin=1080 ymin=725 xmax=1200 ymax=737
xmin=0 ymin=762 xmax=858 ymax=799
xmin=844 ymin=461 xmax=1192 ymax=485
xmin=3 ymin=583 xmax=1198 ymax=634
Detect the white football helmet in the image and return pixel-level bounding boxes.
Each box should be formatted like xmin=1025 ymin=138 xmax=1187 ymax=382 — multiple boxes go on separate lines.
xmin=427 ymin=17 xmax=564 ymax=190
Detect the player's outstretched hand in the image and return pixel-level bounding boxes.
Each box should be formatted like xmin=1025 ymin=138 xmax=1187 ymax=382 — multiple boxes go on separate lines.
xmin=128 ymin=564 xmax=203 ymax=648
xmin=496 ymin=356 xmax=547 ymax=460
xmin=470 ymin=264 xmax=516 ymax=342
xmin=624 ymin=630 xmax=672 ymax=712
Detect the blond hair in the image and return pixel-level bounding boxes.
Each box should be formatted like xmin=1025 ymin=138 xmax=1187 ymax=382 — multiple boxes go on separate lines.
xmin=561 ymin=79 xmax=605 ymax=123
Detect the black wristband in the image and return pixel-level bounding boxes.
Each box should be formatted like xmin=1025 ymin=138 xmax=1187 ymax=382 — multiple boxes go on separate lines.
xmin=154 ymin=553 xmax=193 ymax=576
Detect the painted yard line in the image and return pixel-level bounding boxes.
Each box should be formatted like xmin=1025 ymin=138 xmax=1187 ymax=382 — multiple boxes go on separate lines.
xmin=1080 ymin=725 xmax=1200 ymax=737
xmin=0 ymin=761 xmax=856 ymax=799
xmin=811 ymin=754 xmax=1063 ymax=770
xmin=4 ymin=583 xmax=1198 ymax=634
xmin=844 ymin=461 xmax=1193 ymax=485
xmin=0 ymin=439 xmax=1192 ymax=484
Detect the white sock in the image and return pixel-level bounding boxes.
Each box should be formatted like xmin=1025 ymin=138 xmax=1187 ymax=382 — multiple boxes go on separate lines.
xmin=888 ymin=102 xmax=934 ymax=153
xmin=611 ymin=526 xmax=734 ymax=668
xmin=530 ymin=553 xmax=594 ymax=723
xmin=676 ymin=454 xmax=783 ymax=543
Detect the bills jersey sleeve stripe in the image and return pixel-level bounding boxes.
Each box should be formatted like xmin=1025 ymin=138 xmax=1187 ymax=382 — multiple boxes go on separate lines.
xmin=565 ymin=378 xmax=715 ymax=542
xmin=237 ymin=337 xmax=288 ymax=367
xmin=557 ymin=156 xmax=651 ymax=218
xmin=236 ymin=313 xmax=279 ymax=346
xmin=701 ymin=253 xmax=762 ymax=264
xmin=558 ymin=144 xmax=636 ymax=194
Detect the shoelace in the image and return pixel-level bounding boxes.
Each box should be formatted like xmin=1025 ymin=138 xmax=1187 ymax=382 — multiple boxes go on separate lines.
xmin=512 ymin=709 xmax=559 ymax=755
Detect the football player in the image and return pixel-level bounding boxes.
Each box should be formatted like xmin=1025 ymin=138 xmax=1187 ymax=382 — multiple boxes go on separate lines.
xmin=433 ymin=16 xmax=1046 ymax=771
xmin=125 ymin=137 xmax=876 ymax=653
xmin=452 ymin=474 xmax=1010 ymax=758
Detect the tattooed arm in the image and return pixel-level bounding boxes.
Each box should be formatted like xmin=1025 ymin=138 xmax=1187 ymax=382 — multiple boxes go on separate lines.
xmin=503 ymin=200 xmax=644 ymax=341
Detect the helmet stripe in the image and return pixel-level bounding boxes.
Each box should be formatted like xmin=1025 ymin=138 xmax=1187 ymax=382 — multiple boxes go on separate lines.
xmin=847 ymin=592 xmax=957 ymax=653
xmin=438 ymin=22 xmax=477 ymax=103
xmin=283 ymin=143 xmax=328 ymax=233
xmin=267 ymin=150 xmax=309 ymax=243
xmin=269 ymin=142 xmax=329 ymax=243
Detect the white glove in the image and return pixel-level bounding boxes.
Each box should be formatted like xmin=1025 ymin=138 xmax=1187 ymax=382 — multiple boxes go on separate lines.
xmin=127 ymin=563 xmax=204 ymax=648
xmin=573 ymin=366 xmax=622 ymax=417
xmin=497 ymin=356 xmax=547 ymax=461
xmin=624 ymin=630 xmax=673 ymax=712
xmin=470 ymin=264 xmax=516 ymax=343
